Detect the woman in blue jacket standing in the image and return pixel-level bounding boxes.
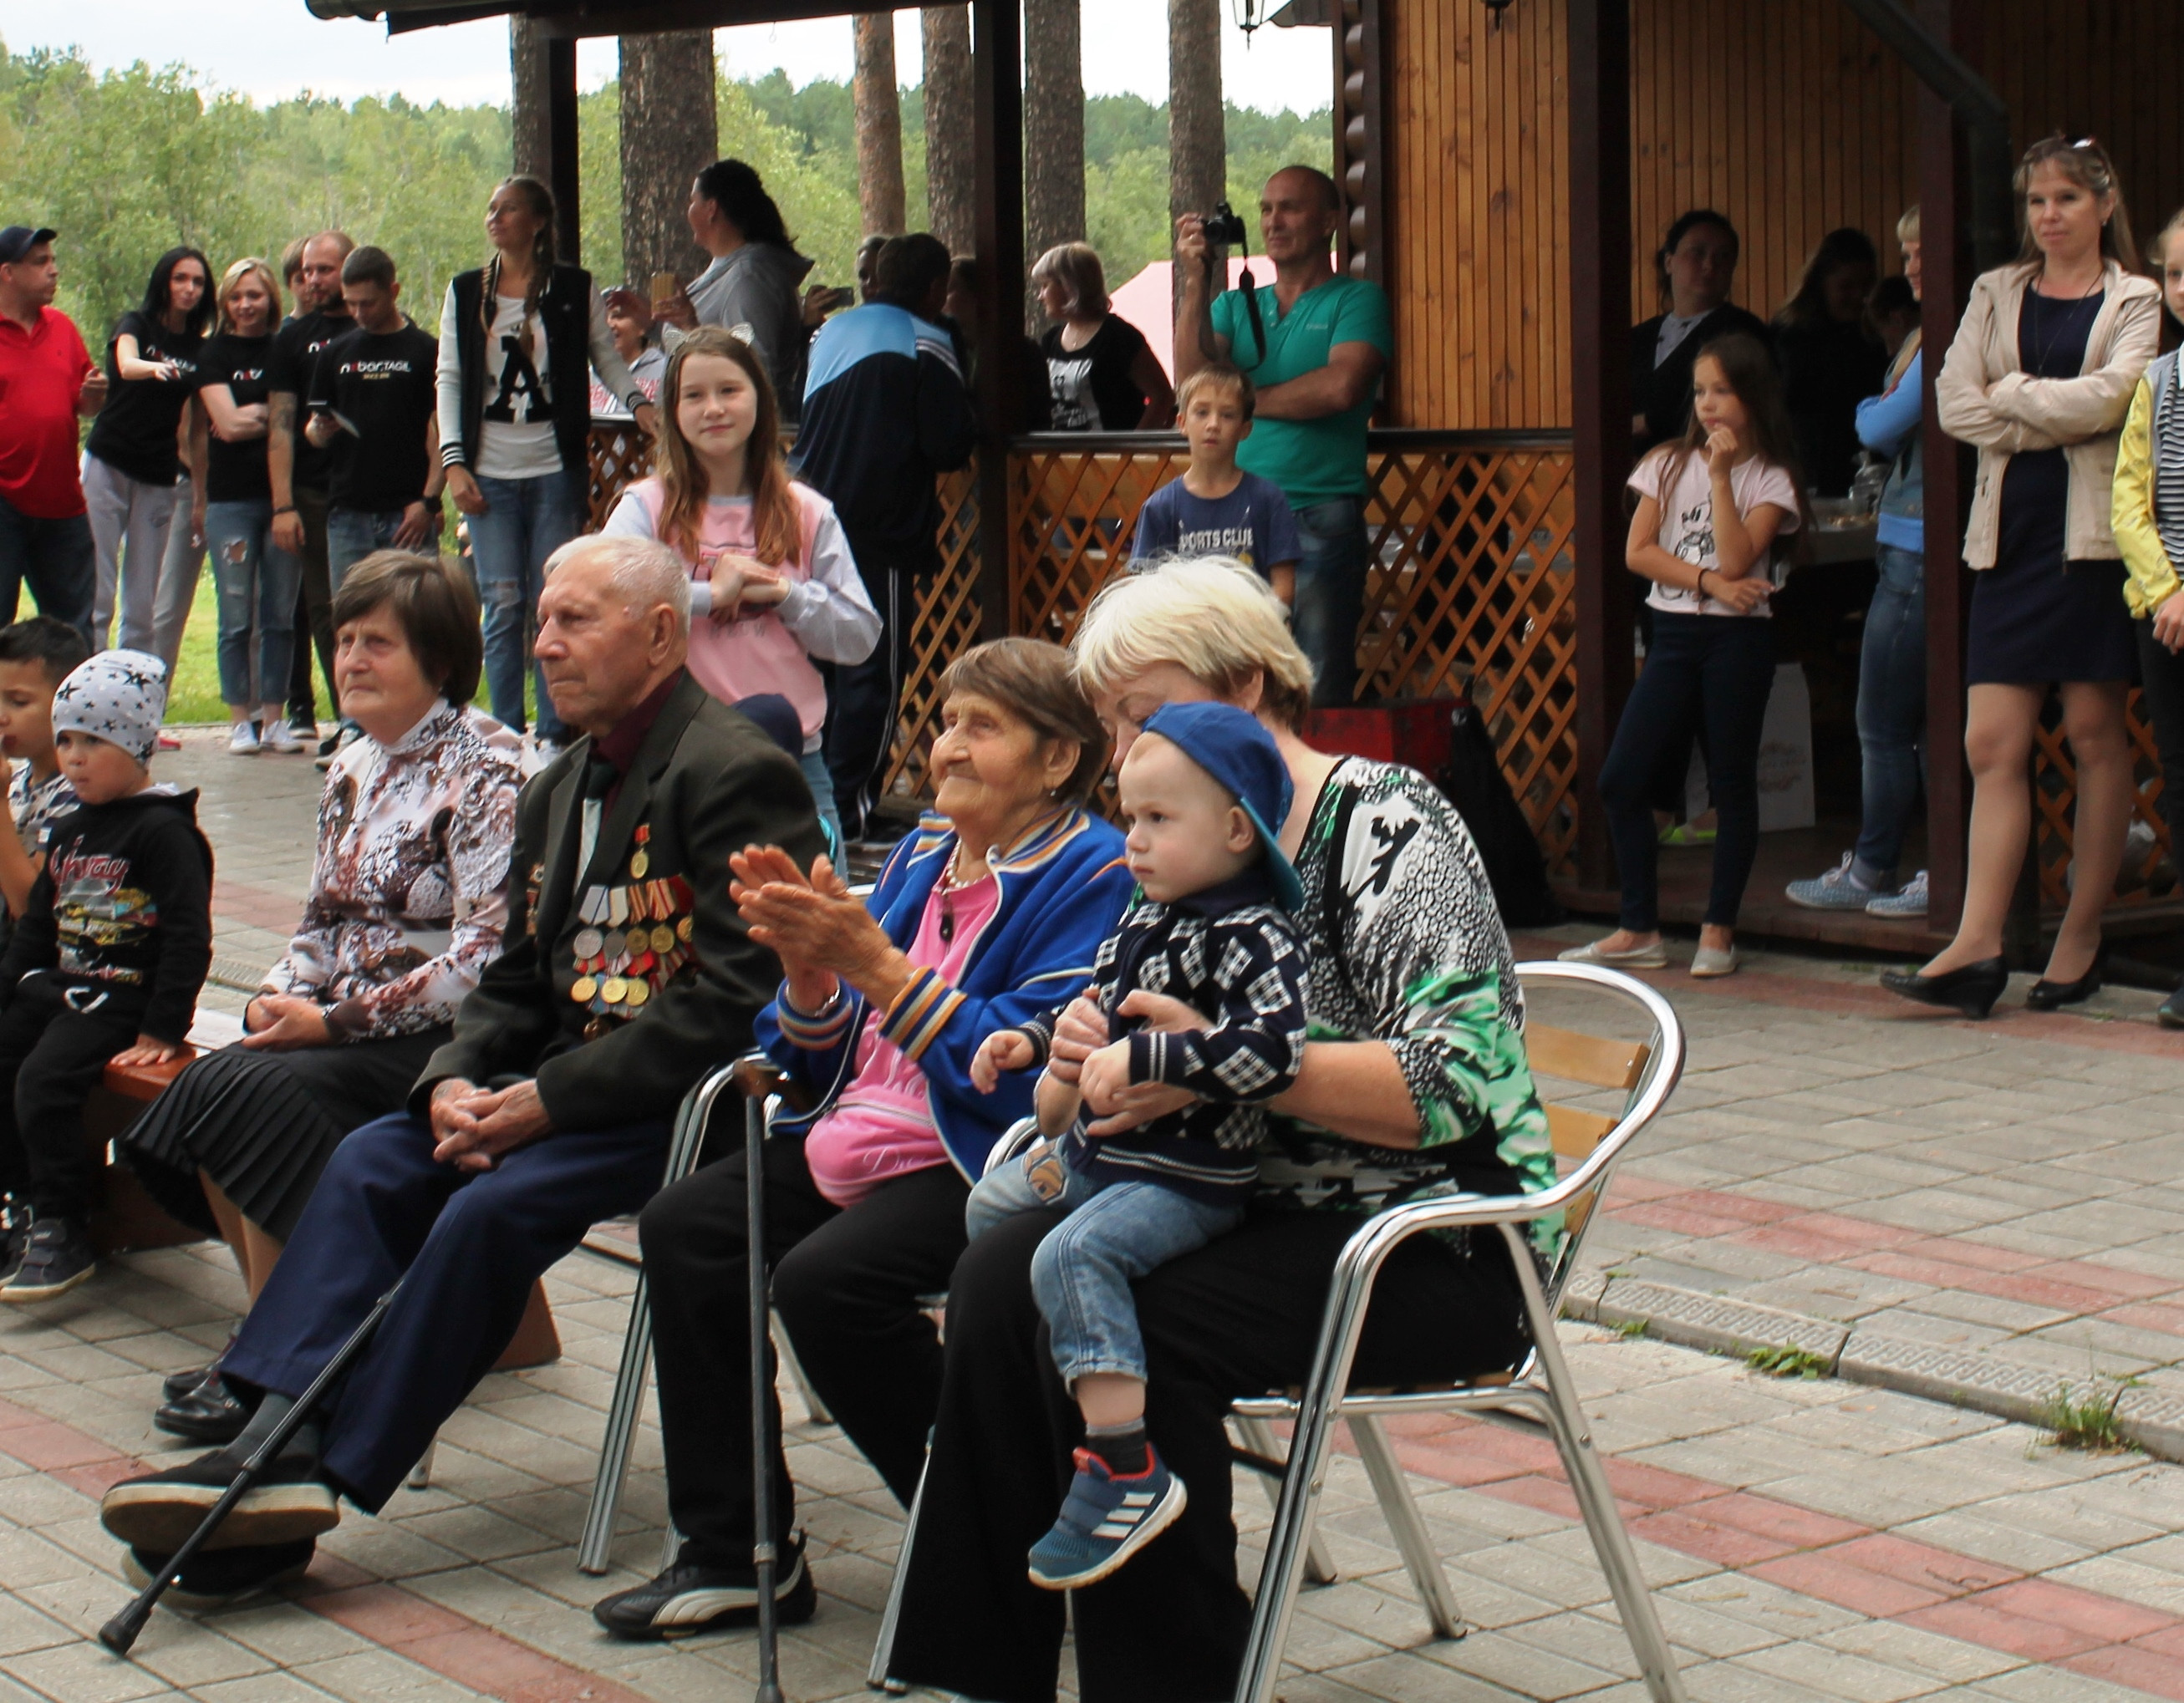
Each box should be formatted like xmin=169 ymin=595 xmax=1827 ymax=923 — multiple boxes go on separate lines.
xmin=1789 ymin=206 xmax=1932 ymax=919
xmin=593 ymin=636 xmax=1133 ymax=1640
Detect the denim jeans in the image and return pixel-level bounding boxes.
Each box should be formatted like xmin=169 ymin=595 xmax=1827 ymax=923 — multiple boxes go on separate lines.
xmin=1852 ymin=543 xmax=1927 ymax=881
xmin=469 ymin=469 xmax=583 ymax=740
xmin=325 ymin=507 xmax=411 ymax=591
xmin=0 ymin=491 xmax=94 ymax=648
xmin=1291 ymin=496 xmax=1370 ymax=706
xmin=203 ymin=499 xmax=301 ymax=709
xmin=965 ymin=1137 xmax=1245 ymax=1385
xmin=83 ymin=452 xmax=181 ymax=652
xmin=1599 ymin=612 xmax=1777 ymax=930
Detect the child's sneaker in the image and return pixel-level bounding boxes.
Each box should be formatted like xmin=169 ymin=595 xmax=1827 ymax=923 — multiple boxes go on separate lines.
xmin=3 ymin=1218 xmax=95 ymax=1300
xmin=0 ymin=1206 xmax=32 ymax=1287
xmin=1867 ymin=870 xmax=1929 ymax=918
xmin=1026 ymin=1446 xmax=1187 ymax=1590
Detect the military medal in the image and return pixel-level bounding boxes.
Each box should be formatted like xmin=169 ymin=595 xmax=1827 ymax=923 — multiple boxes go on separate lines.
xmin=624 ymin=925 xmax=649 ymax=955
xmin=624 ymin=980 xmax=649 ymax=1008
xmin=676 ymin=916 xmax=694 ymax=943
xmin=630 ymin=824 xmax=651 ymax=882
xmin=572 ymin=975 xmax=598 ymax=1002
xmin=649 ymin=923 xmax=675 ymax=954
xmin=579 ymin=885 xmax=609 ymax=925
xmin=573 ymin=927 xmax=604 ymax=960
xmin=601 ymin=976 xmax=629 ymax=1004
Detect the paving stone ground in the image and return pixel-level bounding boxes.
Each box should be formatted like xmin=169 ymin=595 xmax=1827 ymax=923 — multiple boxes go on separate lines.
xmin=2 ymin=729 xmax=2183 ymax=1701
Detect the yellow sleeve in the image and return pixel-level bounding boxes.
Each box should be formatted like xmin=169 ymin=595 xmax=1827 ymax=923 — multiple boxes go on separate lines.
xmin=2114 ymin=375 xmax=2178 ymax=618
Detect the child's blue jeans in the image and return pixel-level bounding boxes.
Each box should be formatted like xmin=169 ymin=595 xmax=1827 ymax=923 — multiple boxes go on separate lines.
xmin=965 ymin=1137 xmax=1244 ymax=1385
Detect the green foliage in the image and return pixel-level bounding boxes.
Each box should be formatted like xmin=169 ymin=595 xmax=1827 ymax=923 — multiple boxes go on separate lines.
xmin=2042 ymin=1378 xmax=2137 ymax=1453
xmin=1744 ymin=1345 xmax=1831 ymax=1380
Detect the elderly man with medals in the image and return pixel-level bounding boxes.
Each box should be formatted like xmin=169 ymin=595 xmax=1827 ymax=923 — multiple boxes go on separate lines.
xmin=98 ymin=533 xmax=826 ymax=1601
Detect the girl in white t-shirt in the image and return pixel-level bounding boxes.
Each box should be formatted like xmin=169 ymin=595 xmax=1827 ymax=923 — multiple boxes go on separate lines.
xmin=1563 ymin=334 xmax=1806 ymax=979
xmin=601 ymin=327 xmax=879 ymax=851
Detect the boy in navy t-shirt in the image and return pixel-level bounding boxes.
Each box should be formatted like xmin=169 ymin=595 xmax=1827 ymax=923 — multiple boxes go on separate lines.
xmin=1130 ymin=364 xmax=1301 ymax=609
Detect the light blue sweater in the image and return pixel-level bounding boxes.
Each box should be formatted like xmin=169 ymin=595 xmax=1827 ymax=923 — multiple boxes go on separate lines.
xmin=1856 ymin=348 xmax=1924 ymax=555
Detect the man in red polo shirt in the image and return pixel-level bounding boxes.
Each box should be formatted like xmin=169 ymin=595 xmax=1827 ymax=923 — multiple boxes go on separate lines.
xmin=0 ymin=226 xmax=104 ymax=647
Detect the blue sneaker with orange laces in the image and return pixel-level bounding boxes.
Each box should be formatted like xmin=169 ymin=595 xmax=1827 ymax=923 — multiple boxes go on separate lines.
xmin=1026 ymin=1446 xmax=1188 ymax=1590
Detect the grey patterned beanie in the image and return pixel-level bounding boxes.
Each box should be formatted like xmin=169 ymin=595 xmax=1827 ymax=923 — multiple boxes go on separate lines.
xmin=53 ymin=649 xmax=170 ymax=765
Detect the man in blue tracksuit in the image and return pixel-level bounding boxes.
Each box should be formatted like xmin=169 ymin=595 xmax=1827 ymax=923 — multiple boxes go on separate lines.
xmin=792 ymin=233 xmax=975 ymax=841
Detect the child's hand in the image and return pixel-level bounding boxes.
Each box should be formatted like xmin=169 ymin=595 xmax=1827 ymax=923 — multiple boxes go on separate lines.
xmin=972 ymin=1029 xmax=1036 ymax=1093
xmin=1704 ymin=572 xmax=1770 ymax=613
xmin=1703 ymin=424 xmax=1739 ymax=475
xmin=1077 ymin=1040 xmax=1133 ymax=1118
xmin=1045 ymin=988 xmax=1107 ymax=1085
xmin=735 ymin=567 xmax=792 ymax=613
xmin=111 ymin=1035 xmax=186 ymax=1069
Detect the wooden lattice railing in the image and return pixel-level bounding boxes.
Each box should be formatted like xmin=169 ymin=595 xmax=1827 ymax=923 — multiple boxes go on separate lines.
xmin=2034 ymin=699 xmax=2173 ymax=909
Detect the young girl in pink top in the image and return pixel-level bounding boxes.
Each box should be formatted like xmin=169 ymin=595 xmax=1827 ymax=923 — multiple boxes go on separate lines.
xmin=601 ymin=326 xmax=878 ymax=846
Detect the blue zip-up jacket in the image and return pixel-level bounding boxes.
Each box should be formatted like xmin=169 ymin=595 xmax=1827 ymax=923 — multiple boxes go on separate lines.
xmin=1857 ymin=347 xmax=1924 ymax=556
xmin=756 ymin=807 xmax=1133 ymax=1182
xmin=790 ymin=302 xmax=975 ymax=574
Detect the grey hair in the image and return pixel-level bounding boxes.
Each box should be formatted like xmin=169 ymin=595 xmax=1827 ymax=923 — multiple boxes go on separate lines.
xmin=544 ymin=533 xmax=691 ymax=631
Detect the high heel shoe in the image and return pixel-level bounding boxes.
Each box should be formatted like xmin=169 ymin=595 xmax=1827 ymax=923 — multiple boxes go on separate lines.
xmin=1878 ymin=957 xmax=2008 ymax=1019
xmin=2025 ymin=962 xmax=2102 ymax=1011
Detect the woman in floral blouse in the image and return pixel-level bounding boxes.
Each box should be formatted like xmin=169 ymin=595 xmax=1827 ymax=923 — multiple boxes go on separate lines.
xmin=123 ymin=551 xmax=520 ymax=1444
xmin=886 ymin=558 xmax=1555 ymax=1703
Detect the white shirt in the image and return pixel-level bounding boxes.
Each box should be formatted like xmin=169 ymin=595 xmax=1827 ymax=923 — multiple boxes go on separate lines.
xmin=435 ymin=278 xmax=644 ymax=480
xmin=1628 ymin=448 xmax=1801 ymax=618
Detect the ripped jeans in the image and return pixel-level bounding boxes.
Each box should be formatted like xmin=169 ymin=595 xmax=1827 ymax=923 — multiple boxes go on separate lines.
xmin=469 ymin=468 xmax=584 ymax=740
xmin=202 ymin=499 xmax=300 ymax=710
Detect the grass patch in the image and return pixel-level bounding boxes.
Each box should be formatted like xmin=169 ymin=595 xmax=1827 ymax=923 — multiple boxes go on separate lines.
xmin=2043 ymin=1379 xmax=2137 ymax=1452
xmin=1615 ymin=1319 xmax=1649 ymax=1340
xmin=1745 ymin=1345 xmax=1832 ymax=1380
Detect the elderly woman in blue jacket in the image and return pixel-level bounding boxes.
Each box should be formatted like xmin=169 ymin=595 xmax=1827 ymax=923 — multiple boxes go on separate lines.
xmin=593 ymin=635 xmax=1133 ymax=1641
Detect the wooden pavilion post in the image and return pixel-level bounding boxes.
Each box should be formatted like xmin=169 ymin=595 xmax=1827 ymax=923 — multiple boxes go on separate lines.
xmin=1568 ymin=0 xmax=1633 ymax=892
xmin=970 ymin=0 xmax=1025 ymax=638
xmin=546 ymin=34 xmax=582 ymax=261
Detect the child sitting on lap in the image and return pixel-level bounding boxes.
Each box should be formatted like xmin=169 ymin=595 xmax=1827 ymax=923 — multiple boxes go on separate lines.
xmin=967 ymin=699 xmax=1309 ymax=1589
xmin=0 ymin=651 xmax=213 ymax=1301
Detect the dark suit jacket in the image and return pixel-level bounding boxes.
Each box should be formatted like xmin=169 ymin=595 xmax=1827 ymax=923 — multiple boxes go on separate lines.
xmin=1631 ymin=302 xmax=1774 ymax=452
xmin=416 ymin=672 xmax=826 ymax=1132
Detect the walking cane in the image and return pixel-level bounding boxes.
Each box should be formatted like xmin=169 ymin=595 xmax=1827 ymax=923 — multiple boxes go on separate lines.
xmin=100 ymin=1284 xmax=402 ymax=1656
xmin=745 ymin=1072 xmax=787 ymax=1703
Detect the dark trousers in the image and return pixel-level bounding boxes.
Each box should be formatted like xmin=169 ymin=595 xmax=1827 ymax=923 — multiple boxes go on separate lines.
xmin=0 ymin=492 xmax=95 ymax=652
xmin=221 ymin=1108 xmax=668 ymax=1512
xmin=641 ymin=1136 xmax=966 ymax=1568
xmin=284 ymin=487 xmax=336 ymax=728
xmin=821 ymin=550 xmax=918 ymax=841
xmin=2137 ymin=619 xmax=2184 ymax=851
xmin=888 ymin=1207 xmax=1530 ymax=1703
xmin=0 ymin=975 xmax=143 ymax=1222
xmin=1599 ymin=612 xmax=1777 ymax=930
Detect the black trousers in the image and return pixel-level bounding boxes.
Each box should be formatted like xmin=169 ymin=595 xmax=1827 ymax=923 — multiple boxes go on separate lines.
xmin=639 ymin=1136 xmax=967 ymax=1568
xmin=820 ymin=548 xmax=919 ymax=841
xmin=2137 ymin=619 xmax=2184 ymax=849
xmin=887 ymin=1206 xmax=1531 ymax=1703
xmin=284 ymin=486 xmax=337 ymax=726
xmin=0 ymin=975 xmax=145 ymax=1223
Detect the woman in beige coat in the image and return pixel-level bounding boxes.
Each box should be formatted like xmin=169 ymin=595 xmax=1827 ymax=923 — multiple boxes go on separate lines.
xmin=1884 ymin=137 xmax=2160 ymax=1019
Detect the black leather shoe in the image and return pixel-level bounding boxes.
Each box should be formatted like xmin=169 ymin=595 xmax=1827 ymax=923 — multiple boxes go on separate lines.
xmin=1879 ymin=957 xmax=2008 ymax=1019
xmin=122 ymin=1537 xmax=315 ymax=1610
xmin=162 ymin=1363 xmax=213 ymax=1403
xmin=593 ymin=1533 xmax=816 ymax=1639
xmin=2025 ymin=964 xmax=2102 ymax=1011
xmin=2161 ymin=983 xmax=2184 ymax=1029
xmin=155 ymin=1370 xmax=248 ymax=1445
xmin=101 ymin=1446 xmax=339 ymax=1554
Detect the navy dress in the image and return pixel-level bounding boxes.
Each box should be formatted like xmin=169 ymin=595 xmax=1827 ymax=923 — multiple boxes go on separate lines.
xmin=1965 ymin=290 xmax=2136 ymax=685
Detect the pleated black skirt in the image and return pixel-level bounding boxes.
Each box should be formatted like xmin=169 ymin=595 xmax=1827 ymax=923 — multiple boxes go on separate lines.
xmin=118 ymin=1028 xmax=449 ymax=1242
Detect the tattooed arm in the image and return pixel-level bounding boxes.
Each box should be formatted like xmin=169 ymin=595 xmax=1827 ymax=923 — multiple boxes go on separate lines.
xmin=268 ymin=391 xmax=304 ymax=553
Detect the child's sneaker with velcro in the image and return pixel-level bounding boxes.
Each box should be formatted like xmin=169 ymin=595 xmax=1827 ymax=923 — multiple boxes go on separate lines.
xmin=1027 ymin=1446 xmax=1187 ymax=1590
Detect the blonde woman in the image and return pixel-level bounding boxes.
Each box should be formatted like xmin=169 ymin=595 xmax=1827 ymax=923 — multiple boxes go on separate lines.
xmin=190 ymin=258 xmax=301 ymax=754
xmin=1891 ymin=137 xmax=2161 ymax=1018
xmin=1034 ymin=241 xmax=1174 ymax=430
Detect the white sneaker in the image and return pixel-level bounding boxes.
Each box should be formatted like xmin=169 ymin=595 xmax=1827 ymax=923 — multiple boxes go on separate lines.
xmin=258 ymin=721 xmax=303 ymax=755
xmin=1866 ymin=870 xmax=1929 ymax=918
xmin=227 ymin=723 xmax=260 ymax=756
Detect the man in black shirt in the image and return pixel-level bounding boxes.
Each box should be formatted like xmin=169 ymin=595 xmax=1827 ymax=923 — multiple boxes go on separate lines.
xmin=303 ymin=247 xmax=442 ymax=595
xmin=267 ymin=231 xmax=354 ymax=746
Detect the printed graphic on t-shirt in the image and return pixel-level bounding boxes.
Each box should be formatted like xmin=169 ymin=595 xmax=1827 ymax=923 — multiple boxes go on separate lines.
xmin=1175 ymin=521 xmax=1260 ymax=563
xmin=48 ymin=842 xmax=157 ymax=982
xmin=484 ymin=327 xmax=549 ymax=424
xmin=1047 ymin=356 xmax=1097 ymax=431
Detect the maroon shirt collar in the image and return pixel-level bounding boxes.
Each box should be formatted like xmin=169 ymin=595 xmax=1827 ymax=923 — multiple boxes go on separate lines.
xmin=589 ymin=668 xmax=685 ymax=780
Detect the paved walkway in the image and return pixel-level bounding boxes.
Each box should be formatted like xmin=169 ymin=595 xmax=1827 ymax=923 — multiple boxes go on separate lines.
xmin=1 ymin=731 xmax=2181 ymax=1700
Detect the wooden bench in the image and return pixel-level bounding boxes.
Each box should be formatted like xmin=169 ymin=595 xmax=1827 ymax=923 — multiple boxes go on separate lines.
xmin=82 ymin=1018 xmax=559 ymax=1370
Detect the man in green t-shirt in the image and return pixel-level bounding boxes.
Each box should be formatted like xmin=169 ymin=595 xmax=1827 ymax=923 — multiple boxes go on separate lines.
xmin=1174 ymin=167 xmax=1392 ymax=704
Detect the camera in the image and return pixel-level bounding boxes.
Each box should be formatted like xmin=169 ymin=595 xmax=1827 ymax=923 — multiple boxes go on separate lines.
xmin=1200 ymin=201 xmax=1249 ymax=247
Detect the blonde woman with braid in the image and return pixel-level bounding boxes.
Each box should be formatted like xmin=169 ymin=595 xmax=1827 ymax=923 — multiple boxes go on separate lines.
xmin=435 ymin=176 xmax=659 ymax=752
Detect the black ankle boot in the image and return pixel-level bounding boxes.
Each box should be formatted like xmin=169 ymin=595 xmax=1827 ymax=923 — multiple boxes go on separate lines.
xmin=1879 ymin=957 xmax=2008 ymax=1020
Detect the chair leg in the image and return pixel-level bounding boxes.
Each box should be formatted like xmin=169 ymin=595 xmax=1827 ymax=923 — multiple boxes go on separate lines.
xmin=1231 ymin=1416 xmax=1337 ymax=1587
xmin=578 ymin=1268 xmax=655 ymax=1576
xmin=772 ymin=1311 xmax=833 ymax=1426
xmin=867 ymin=1447 xmax=929 ymax=1691
xmin=1501 ymin=1225 xmax=1687 ymax=1703
xmin=405 ymin=1438 xmax=435 ymax=1492
xmin=1349 ymin=1415 xmax=1463 ymax=1639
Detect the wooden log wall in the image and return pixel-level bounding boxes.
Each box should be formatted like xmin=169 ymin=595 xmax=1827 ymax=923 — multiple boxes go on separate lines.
xmin=1384 ymin=0 xmax=2184 ymax=431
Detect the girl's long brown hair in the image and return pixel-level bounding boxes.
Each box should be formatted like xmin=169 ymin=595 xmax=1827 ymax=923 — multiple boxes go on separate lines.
xmin=654 ymin=327 xmax=802 ymax=569
xmin=1647 ymin=331 xmax=1814 ymax=550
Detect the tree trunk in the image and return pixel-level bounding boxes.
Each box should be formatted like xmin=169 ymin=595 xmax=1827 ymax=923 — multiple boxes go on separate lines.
xmin=509 ymin=15 xmax=552 ymax=181
xmin=921 ymin=6 xmax=975 ymax=257
xmin=1168 ymin=0 xmax=1225 ymax=315
xmin=853 ymin=13 xmax=908 ymax=238
xmin=1023 ymin=0 xmax=1087 ymax=284
xmin=619 ymin=30 xmax=719 ymax=285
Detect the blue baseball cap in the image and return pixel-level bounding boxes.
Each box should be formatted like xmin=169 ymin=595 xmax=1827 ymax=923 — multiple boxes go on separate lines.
xmin=1139 ymin=701 xmax=1303 ymax=912
xmin=0 ymin=227 xmax=56 ymax=265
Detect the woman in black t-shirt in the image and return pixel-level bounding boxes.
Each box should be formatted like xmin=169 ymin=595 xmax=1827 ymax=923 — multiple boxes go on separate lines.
xmin=84 ymin=247 xmax=212 ymax=653
xmin=191 ymin=259 xmax=301 ymax=756
xmin=1033 ymin=241 xmax=1174 ymax=431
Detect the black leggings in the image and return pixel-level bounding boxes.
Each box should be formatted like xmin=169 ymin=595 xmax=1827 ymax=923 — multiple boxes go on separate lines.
xmin=886 ymin=1206 xmax=1530 ymax=1703
xmin=1599 ymin=611 xmax=1777 ymax=930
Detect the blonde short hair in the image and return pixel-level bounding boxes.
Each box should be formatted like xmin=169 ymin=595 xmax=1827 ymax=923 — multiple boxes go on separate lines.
xmin=1031 ymin=241 xmax=1110 ymax=318
xmin=1896 ymin=206 xmax=1921 ymax=247
xmin=1071 ymin=558 xmax=1316 ymax=729
xmin=215 ymin=257 xmax=283 ymax=334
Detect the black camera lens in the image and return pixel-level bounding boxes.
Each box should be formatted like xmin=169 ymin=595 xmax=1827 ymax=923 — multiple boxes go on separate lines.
xmin=1202 ymin=201 xmax=1248 ymax=246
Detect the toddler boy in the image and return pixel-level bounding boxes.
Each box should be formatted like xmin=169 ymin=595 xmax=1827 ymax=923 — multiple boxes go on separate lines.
xmin=0 ymin=650 xmax=213 ymax=1300
xmin=0 ymin=618 xmax=89 ymax=922
xmin=1130 ymin=364 xmax=1301 ymax=609
xmin=967 ymin=699 xmax=1309 ymax=1589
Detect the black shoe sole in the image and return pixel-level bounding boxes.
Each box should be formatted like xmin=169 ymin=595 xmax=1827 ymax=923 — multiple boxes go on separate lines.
xmin=122 ymin=1540 xmax=314 ymax=1611
xmin=594 ymin=1553 xmax=817 ymax=1640
xmin=102 ymin=1480 xmax=340 ymax=1554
